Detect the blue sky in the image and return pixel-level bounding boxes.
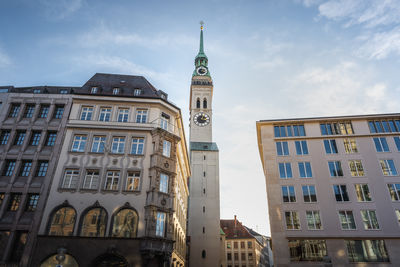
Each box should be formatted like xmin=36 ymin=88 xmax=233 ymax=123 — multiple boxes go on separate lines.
xmin=1 ymin=0 xmax=400 ymax=235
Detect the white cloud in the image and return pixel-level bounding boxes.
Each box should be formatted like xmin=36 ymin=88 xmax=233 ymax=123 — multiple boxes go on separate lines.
xmin=40 ymin=0 xmax=83 ymax=20
xmin=356 ymin=26 xmax=400 ymax=59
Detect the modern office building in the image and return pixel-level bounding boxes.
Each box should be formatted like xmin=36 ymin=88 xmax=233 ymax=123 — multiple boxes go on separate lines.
xmin=257 ymin=114 xmax=400 ymax=266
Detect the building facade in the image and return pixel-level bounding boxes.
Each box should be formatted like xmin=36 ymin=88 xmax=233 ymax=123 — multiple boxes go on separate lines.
xmin=257 ymin=114 xmax=400 ymax=266
xmin=187 ymin=25 xmax=221 ymax=266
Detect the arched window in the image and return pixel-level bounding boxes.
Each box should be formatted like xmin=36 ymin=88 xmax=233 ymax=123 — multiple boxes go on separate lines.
xmin=80 ymin=207 xmax=107 ymax=237
xmin=111 ymin=208 xmax=138 ymax=238
xmin=202 ymin=250 xmax=206 ymax=258
xmin=203 ymin=98 xmax=207 ymax=109
xmin=48 ymin=206 xmax=76 ymax=236
xmin=40 ymin=253 xmax=78 ymax=267
xmin=196 ymin=98 xmax=200 ymax=109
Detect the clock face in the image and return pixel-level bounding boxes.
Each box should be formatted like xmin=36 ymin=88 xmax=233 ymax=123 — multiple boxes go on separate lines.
xmin=193 ymin=112 xmax=210 ymax=126
xmin=196 ymin=66 xmax=207 ymax=76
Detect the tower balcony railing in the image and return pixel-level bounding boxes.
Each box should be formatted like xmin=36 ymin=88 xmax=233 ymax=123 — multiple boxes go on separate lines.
xmin=150 ymin=117 xmax=179 ymax=136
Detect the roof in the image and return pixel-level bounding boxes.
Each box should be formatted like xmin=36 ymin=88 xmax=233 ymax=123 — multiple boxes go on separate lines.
xmin=220 ymin=218 xmax=254 ymax=239
xmin=190 ymin=142 xmax=219 ymax=151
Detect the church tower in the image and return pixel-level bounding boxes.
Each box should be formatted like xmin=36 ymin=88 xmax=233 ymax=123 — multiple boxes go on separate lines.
xmin=188 ymin=23 xmax=221 ymax=266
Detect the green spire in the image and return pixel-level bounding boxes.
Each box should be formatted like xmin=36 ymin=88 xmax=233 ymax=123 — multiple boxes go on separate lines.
xmin=193 ymin=21 xmax=210 ymax=77
xmin=197 ymin=25 xmax=207 ymax=59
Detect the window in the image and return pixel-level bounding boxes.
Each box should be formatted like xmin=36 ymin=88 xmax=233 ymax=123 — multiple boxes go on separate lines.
xmin=234 ymin=253 xmax=239 ymax=260
xmin=361 ymin=210 xmax=379 ymax=229
xmin=355 ymin=184 xmax=372 ymax=202
xmin=349 ymin=160 xmax=364 ymax=176
xmin=83 ymin=170 xmax=99 ymax=189
xmin=380 ymin=159 xmax=398 ymax=176
xmin=3 ymin=160 xmax=16 ymax=176
xmin=320 ymin=121 xmax=353 ymax=135
xmin=295 ymin=140 xmax=308 ymax=155
xmin=25 ymin=194 xmax=39 ymax=211
xmin=23 ymin=104 xmax=35 ymax=118
xmin=394 ymin=137 xmax=400 ymax=151
xmin=156 ymin=211 xmax=166 ymax=237
xmin=339 ymin=210 xmax=356 ymax=230
xmin=111 ymin=137 xmax=125 ymax=154
xmin=91 ymin=136 xmax=106 ymax=153
xmin=282 ymin=185 xmax=296 ymax=202
xmin=80 ymin=208 xmax=107 ymax=237
xmin=80 ymin=106 xmax=93 ymax=120
xmin=30 ymin=131 xmax=41 ymax=146
xmin=136 ymin=109 xmax=148 ymax=123
xmin=369 ymin=119 xmax=400 ymax=133
xmin=234 ymin=241 xmax=238 ymax=249
xmin=91 ymin=87 xmax=98 ymax=94
xmin=333 ymin=185 xmax=349 ymax=202
xmin=14 ymin=131 xmax=26 ymax=145
xmin=117 ymin=108 xmax=129 ymax=122
xmin=33 ymin=89 xmax=41 ymax=93
xmin=160 ymin=114 xmax=169 ymax=130
xmin=279 ymin=163 xmax=292 ymax=178
xmin=196 ymin=98 xmax=200 ymax=109
xmin=53 ymin=105 xmax=64 ymax=119
xmin=276 ymin=141 xmax=289 ymax=156
xmin=112 ymin=87 xmax=120 ymax=95
xmin=323 ymin=139 xmax=338 ymax=154
xmin=289 ymin=240 xmax=327 ymax=261
xmin=60 ymin=89 xmax=68 ymax=94
xmin=48 ymin=207 xmax=76 ymax=236
xmin=134 ymin=89 xmax=141 ymax=96
xmin=285 ymin=211 xmax=300 ymax=230
xmin=274 ymin=125 xmax=306 ymax=137
xmin=202 ymin=250 xmax=206 ymax=259
xmin=19 ymin=161 xmax=32 ymax=176
xmin=98 ymin=107 xmax=111 ymax=122
xmin=131 ymin=137 xmax=144 ymax=155
xmin=126 ymin=172 xmax=140 ymax=191
xmin=36 ymin=161 xmax=48 ymax=176
xmin=248 ymin=252 xmax=253 ymax=260
xmin=38 ymin=105 xmax=50 ymax=118
xmin=240 ymin=241 xmax=245 ymax=248
xmin=346 ymin=240 xmax=389 ymax=262
xmin=163 ymin=140 xmax=171 ymax=157
xmin=387 ymin=183 xmax=400 ymax=201
xmin=0 ymin=130 xmax=10 ymax=145
xmin=328 ymin=161 xmax=343 ymax=177
xmin=61 ymin=169 xmax=79 ymax=189
xmin=8 ymin=193 xmax=21 ymax=211
xmin=247 ymin=241 xmax=252 ymax=248
xmin=9 ymin=104 xmax=21 ymax=118
xmin=227 ymin=253 xmax=232 ymax=261
xmin=373 ymin=137 xmax=390 ymax=152
xmin=160 ymin=173 xmax=169 ymax=193
xmin=298 ymin=162 xmax=312 ymax=178
xmin=45 ymin=131 xmax=57 ymax=146
xmin=104 ymin=171 xmax=120 ymax=190
xmin=111 ymin=209 xmax=138 ymax=238
xmin=71 ymin=135 xmax=87 ymax=152
xmin=344 ymin=138 xmax=358 ymax=153
xmin=203 ymin=98 xmax=207 ymax=109
xmin=241 ymin=252 xmax=245 ymax=260
xmin=302 ymin=185 xmax=317 ymax=203
xmin=306 ymin=210 xmax=322 ymax=230
xmin=396 ymin=210 xmax=400 ymax=226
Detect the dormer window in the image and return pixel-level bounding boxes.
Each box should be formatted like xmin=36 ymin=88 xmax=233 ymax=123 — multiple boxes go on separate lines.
xmin=113 ymin=88 xmax=120 ymax=95
xmin=60 ymin=89 xmax=68 ymax=94
xmin=33 ymin=89 xmax=40 ymax=94
xmin=91 ymin=87 xmax=98 ymax=94
xmin=134 ymin=89 xmax=141 ymax=96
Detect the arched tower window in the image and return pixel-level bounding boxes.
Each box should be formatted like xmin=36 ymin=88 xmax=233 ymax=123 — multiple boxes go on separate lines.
xmin=80 ymin=207 xmax=107 ymax=237
xmin=203 ymin=98 xmax=207 ymax=109
xmin=111 ymin=208 xmax=138 ymax=238
xmin=196 ymin=98 xmax=200 ymax=109
xmin=202 ymin=250 xmax=206 ymax=258
xmin=47 ymin=206 xmax=76 ymax=236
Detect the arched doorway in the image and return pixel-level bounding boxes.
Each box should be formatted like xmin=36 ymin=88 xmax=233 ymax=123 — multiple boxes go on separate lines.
xmin=91 ymin=253 xmax=128 ymax=267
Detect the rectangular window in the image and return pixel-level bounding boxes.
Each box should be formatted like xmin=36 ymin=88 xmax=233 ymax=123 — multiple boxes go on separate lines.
xmin=19 ymin=161 xmax=32 ymax=177
xmin=241 ymin=253 xmax=245 ymax=260
xmin=91 ymin=136 xmax=106 ymax=153
xmin=349 ymin=160 xmax=364 ymax=176
xmin=369 ymin=119 xmax=400 ymax=133
xmin=323 ymin=139 xmax=338 ymax=154
xmin=276 ymin=141 xmax=289 ymax=156
xmin=83 ymin=170 xmax=99 ymax=190
xmin=38 ymin=105 xmax=50 ymax=118
xmin=306 ymin=210 xmax=322 ymax=230
xmin=387 ymin=183 xmax=400 ymax=201
xmin=302 ymin=185 xmax=317 ymax=203
xmin=160 ymin=173 xmax=169 ymax=193
xmin=14 ymin=131 xmax=26 ymax=145
xmin=344 ymin=138 xmax=358 ymax=153
xmin=156 ymin=212 xmax=166 ymax=237
xmin=53 ymin=105 xmax=64 ymax=119
xmin=289 ymin=240 xmax=327 ymax=262
xmin=328 ymin=161 xmax=343 ymax=177
xmin=36 ymin=161 xmax=48 ymax=176
xmin=320 ymin=122 xmax=353 ymax=135
xmin=45 ymin=131 xmax=57 ymax=146
xmin=60 ymin=89 xmax=68 ymax=94
xmin=3 ymin=160 xmax=16 ymax=176
xmin=247 ymin=241 xmax=252 ymax=248
xmin=227 ymin=253 xmax=232 ymax=261
xmin=338 ymin=210 xmax=356 ymax=230
xmin=25 ymin=194 xmax=39 ymax=211
xmin=282 ymin=185 xmax=296 ymax=203
xmin=295 ymin=140 xmax=308 ymax=155
xmin=333 ymin=185 xmax=349 ymax=202
xmin=134 ymin=89 xmax=141 ymax=96
xmin=113 ymin=88 xmax=120 ymax=95
xmin=394 ymin=137 xmax=400 ymax=151
xmin=298 ymin=162 xmax=312 ymax=178
xmin=279 ymin=163 xmax=292 ymax=178
xmin=274 ymin=125 xmax=305 ymax=137
xmin=8 ymin=193 xmax=22 ymax=211
xmin=71 ymin=135 xmax=87 ymax=152
xmin=126 ymin=171 xmax=140 ymax=191
xmin=61 ymin=169 xmax=79 ymax=189
xmin=346 ymin=240 xmax=389 ymax=262
xmin=131 ymin=137 xmax=144 ymax=155
xmin=162 ymin=140 xmax=171 ymax=157
xmin=380 ymin=159 xmax=398 ymax=176
xmin=104 ymin=170 xmax=120 ymax=190
xmin=160 ymin=114 xmax=169 ymax=130
xmin=98 ymin=107 xmax=112 ymax=122
xmin=240 ymin=241 xmax=245 ymax=248
xmin=0 ymin=130 xmax=10 ymax=145
xmin=23 ymin=104 xmax=35 ymax=118
xmin=360 ymin=210 xmax=379 ymax=230
xmin=136 ymin=109 xmax=148 ymax=123
xmin=80 ymin=106 xmax=93 ymax=120
xmin=373 ymin=137 xmax=390 ymax=152
xmin=355 ymin=184 xmax=372 ymax=202
xmin=111 ymin=137 xmax=125 ymax=154
xmin=117 ymin=108 xmax=129 ymax=122
xmin=91 ymin=87 xmax=98 ymax=94
xmin=30 ymin=131 xmax=41 ymax=146
xmin=8 ymin=104 xmax=21 ymax=118
xmin=234 ymin=241 xmax=238 ymax=249
xmin=285 ymin=211 xmax=300 ymax=230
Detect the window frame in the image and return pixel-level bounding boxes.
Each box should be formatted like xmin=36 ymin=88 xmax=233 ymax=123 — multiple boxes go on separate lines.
xmin=80 ymin=106 xmax=93 ymax=121
xmin=285 ymin=211 xmax=301 ymax=230
xmin=281 ymin=185 xmax=296 ymax=203
xmin=344 ymin=138 xmax=358 ymax=153
xmin=360 ymin=210 xmax=380 ymax=230
xmin=380 ymin=159 xmax=398 ymax=176
xmin=104 ymin=170 xmax=120 ymax=191
xmin=355 ymin=184 xmax=372 ymax=202
xmin=323 ymin=139 xmax=338 ymax=154
xmin=295 ymin=140 xmax=308 ymax=155
xmin=348 ymin=160 xmax=365 ymax=177
xmin=333 ymin=184 xmax=349 ymax=202
xmin=111 ymin=136 xmax=125 ymax=154
xmin=306 ymin=210 xmax=322 ymax=230
xmin=71 ymin=135 xmax=87 ymax=152
xmin=276 ymin=141 xmax=289 ymax=156
xmin=338 ymin=210 xmax=356 ymax=230
xmin=298 ymin=162 xmax=312 ymax=178
xmin=279 ymin=162 xmax=293 ymax=179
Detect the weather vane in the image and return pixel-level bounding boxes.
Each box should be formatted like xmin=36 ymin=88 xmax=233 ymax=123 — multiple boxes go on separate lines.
xmin=200 ymin=20 xmax=204 ymax=30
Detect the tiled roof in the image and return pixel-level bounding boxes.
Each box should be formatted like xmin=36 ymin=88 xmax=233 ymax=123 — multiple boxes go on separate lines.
xmin=220 ymin=218 xmax=254 ymax=239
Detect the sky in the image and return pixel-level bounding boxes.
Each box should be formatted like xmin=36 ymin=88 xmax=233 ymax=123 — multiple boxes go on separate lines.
xmin=1 ymin=0 xmax=400 ymax=236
